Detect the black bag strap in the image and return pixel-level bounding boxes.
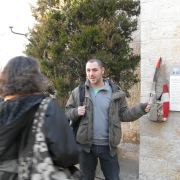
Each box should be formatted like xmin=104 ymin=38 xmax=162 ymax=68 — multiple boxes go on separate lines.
xmin=79 ymin=83 xmax=85 ymax=106
xmin=70 ymin=83 xmax=85 ymax=137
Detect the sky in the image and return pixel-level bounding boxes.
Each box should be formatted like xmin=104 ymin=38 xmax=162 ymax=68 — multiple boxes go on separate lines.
xmin=0 ymin=0 xmax=37 ymax=69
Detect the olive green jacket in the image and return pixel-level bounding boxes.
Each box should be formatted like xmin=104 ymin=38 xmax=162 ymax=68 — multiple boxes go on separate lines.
xmin=65 ymin=80 xmax=147 ymax=156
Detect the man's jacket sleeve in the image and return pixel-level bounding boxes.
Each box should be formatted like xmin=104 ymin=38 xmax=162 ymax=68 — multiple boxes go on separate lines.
xmin=65 ymin=88 xmax=80 ymax=123
xmin=119 ymin=93 xmax=147 ymax=122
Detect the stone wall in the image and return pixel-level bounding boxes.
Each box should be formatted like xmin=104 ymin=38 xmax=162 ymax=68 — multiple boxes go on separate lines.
xmin=140 ymin=0 xmax=180 ymax=179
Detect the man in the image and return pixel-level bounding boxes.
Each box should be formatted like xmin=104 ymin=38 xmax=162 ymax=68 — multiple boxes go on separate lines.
xmin=65 ymin=58 xmax=150 ymax=180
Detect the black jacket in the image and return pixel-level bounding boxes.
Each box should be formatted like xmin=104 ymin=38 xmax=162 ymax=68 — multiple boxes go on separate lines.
xmin=0 ymin=94 xmax=79 ymax=179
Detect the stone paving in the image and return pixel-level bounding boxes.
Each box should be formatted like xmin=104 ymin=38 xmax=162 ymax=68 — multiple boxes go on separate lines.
xmin=95 ymin=143 xmax=139 ymax=180
xmin=95 ymin=158 xmax=138 ymax=180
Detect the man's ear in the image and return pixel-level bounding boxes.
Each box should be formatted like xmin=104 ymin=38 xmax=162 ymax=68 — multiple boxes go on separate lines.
xmin=102 ymin=67 xmax=105 ymax=75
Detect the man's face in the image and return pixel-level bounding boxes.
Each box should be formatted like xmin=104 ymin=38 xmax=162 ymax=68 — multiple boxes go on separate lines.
xmin=86 ymin=62 xmax=104 ymax=86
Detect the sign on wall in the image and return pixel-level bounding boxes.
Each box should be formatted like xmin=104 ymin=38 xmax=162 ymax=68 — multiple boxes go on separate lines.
xmin=170 ymin=68 xmax=180 ymax=111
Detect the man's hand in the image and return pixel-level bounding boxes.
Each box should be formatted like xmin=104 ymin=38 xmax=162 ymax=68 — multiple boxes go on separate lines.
xmin=78 ymin=105 xmax=86 ymax=116
xmin=145 ymin=104 xmax=151 ymax=113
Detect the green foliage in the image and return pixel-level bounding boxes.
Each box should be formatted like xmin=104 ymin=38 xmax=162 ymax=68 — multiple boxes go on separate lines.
xmin=25 ymin=0 xmax=140 ymax=104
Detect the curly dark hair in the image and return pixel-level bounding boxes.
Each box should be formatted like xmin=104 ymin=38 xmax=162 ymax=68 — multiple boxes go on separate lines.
xmin=0 ymin=56 xmax=48 ymax=97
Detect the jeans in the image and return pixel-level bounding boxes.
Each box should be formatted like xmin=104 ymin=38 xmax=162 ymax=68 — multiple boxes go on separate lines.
xmin=79 ymin=145 xmax=120 ymax=180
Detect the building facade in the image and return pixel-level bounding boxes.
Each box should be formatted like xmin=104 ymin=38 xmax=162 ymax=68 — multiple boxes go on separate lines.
xmin=140 ymin=0 xmax=180 ymax=179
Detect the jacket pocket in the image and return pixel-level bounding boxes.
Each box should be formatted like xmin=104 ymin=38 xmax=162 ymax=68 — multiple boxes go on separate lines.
xmin=111 ymin=122 xmax=121 ymax=147
xmin=76 ymin=120 xmax=89 ymax=144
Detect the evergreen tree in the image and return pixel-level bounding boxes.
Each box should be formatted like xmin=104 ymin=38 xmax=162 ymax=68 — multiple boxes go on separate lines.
xmin=25 ymin=0 xmax=140 ymax=105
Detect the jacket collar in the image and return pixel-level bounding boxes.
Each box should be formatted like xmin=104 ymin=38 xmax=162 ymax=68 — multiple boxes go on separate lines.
xmin=85 ymin=79 xmax=124 ymax=100
xmin=85 ymin=78 xmax=120 ymax=91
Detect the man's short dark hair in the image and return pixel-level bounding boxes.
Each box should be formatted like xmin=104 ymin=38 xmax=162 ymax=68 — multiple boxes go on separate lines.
xmin=86 ymin=58 xmax=104 ymax=68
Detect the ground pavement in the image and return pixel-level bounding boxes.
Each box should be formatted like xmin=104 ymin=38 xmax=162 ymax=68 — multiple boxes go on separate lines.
xmin=95 ymin=143 xmax=139 ymax=180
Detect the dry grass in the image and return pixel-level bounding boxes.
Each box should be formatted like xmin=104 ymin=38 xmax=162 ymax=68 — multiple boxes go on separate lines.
xmin=121 ymin=69 xmax=141 ymax=144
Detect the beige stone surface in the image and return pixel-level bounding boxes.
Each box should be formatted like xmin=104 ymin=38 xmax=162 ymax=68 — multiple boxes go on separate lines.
xmin=140 ymin=0 xmax=180 ymax=179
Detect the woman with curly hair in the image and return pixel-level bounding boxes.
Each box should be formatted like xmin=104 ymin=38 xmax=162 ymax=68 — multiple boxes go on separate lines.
xmin=0 ymin=56 xmax=79 ymax=180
